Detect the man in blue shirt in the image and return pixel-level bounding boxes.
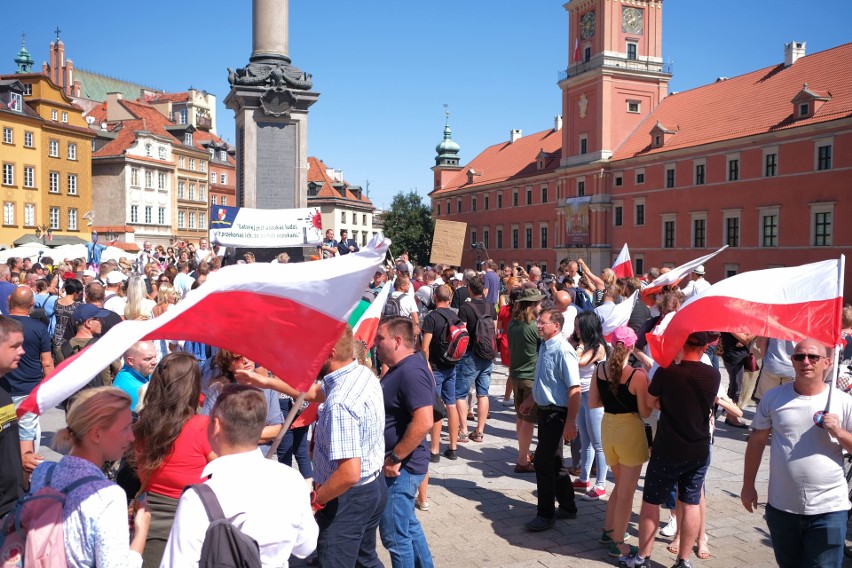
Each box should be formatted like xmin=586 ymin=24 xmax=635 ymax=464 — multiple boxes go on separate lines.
xmin=112 ymin=341 xmax=158 ymax=412
xmin=483 ymin=260 xmax=501 ymax=306
xmin=0 ymin=266 xmax=16 ymax=316
xmin=520 ymin=308 xmax=580 ymax=531
xmin=375 ymin=317 xmax=435 ymax=568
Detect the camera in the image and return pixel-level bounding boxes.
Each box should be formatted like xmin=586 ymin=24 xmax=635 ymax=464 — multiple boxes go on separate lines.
xmin=542 ymin=272 xmax=556 ymax=285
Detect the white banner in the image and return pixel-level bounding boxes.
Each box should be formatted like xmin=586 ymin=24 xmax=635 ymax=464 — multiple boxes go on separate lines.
xmin=209 ymin=206 xmax=324 ymax=248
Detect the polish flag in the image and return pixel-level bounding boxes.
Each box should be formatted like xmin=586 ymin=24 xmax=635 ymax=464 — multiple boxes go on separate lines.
xmin=640 ymin=246 xmax=727 ymax=306
xmin=352 ymin=277 xmax=394 ymax=348
xmin=573 ymin=38 xmax=581 ymax=63
xmin=645 ymin=257 xmax=844 ymax=368
xmin=601 ymin=290 xmax=638 ymax=340
xmin=18 ymin=235 xmax=391 ymax=417
xmin=611 ymin=244 xmax=634 ymax=278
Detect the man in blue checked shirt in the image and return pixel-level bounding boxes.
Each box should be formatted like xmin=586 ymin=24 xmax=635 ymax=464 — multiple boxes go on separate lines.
xmin=309 ymin=327 xmax=387 ymax=567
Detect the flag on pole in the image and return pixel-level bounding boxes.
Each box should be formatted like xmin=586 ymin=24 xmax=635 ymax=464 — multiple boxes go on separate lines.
xmin=645 ymin=257 xmax=844 ymax=368
xmin=601 ymin=291 xmax=638 ymax=340
xmin=574 ymin=38 xmax=581 ymax=62
xmin=352 ymin=277 xmax=394 ymax=348
xmin=640 ymin=246 xmax=727 ymax=306
xmin=18 ymin=234 xmax=391 ymax=417
xmin=611 ymin=244 xmax=634 ymax=278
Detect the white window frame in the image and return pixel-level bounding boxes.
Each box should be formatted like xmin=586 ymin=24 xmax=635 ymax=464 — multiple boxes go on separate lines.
xmin=810 ymin=202 xmax=834 ymax=247
xmin=158 ymin=207 xmax=166 ymax=225
xmin=23 ymin=166 xmax=34 ymax=188
xmin=3 ymin=203 xmax=14 ymax=226
xmin=2 ymin=128 xmax=12 ymax=144
xmin=49 ymin=171 xmax=59 ymax=193
xmin=721 ymin=208 xmax=742 ymax=248
xmin=815 ymin=138 xmax=833 ymax=171
xmin=690 ymin=211 xmax=708 ymax=248
xmin=61 ymin=112 xmax=68 ymax=123
xmin=145 ymin=206 xmax=152 ymax=225
xmin=68 ymin=174 xmax=77 ymax=195
xmin=2 ymin=164 xmax=14 ymax=186
xmin=49 ymin=207 xmax=60 ymax=230
xmin=762 ymin=146 xmax=779 ymax=178
xmin=189 ymin=211 xmax=196 ymax=229
xmin=23 ymin=131 xmax=33 ymax=148
xmin=635 ymin=168 xmax=645 ymax=184
xmin=49 ymin=139 xmax=59 ymax=157
xmin=9 ymin=93 xmax=22 ymax=112
xmin=50 ymin=109 xmax=58 ymax=121
xmin=158 ymin=172 xmax=166 ymax=190
xmin=130 ymin=168 xmax=139 ymax=187
xmin=758 ymin=205 xmax=780 ymax=248
xmin=130 ymin=205 xmax=139 ymax=223
xmin=693 ymin=158 xmax=706 ymax=186
xmin=145 ymin=171 xmax=153 ymax=188
xmin=24 ymin=204 xmax=35 ymax=227
xmin=68 ymin=208 xmax=77 ymax=231
xmin=726 ymin=153 xmax=741 ymax=182
xmin=613 ymin=199 xmax=624 ymax=227
xmin=626 ymin=100 xmax=640 ymax=113
xmin=178 ymin=211 xmax=185 ymax=228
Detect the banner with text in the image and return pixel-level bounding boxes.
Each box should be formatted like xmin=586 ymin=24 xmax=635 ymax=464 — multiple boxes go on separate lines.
xmin=562 ymin=196 xmax=591 ymax=246
xmin=209 ymin=206 xmax=324 ymax=248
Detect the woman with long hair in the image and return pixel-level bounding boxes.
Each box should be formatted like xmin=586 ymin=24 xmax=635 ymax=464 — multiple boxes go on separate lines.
xmin=124 ymin=274 xmax=156 ymax=321
xmin=499 ymin=285 xmax=522 ymax=403
xmin=571 ymin=312 xmax=610 ymax=502
xmin=131 ymin=352 xmax=213 ymax=567
xmin=589 ymin=325 xmax=652 ymax=558
xmin=29 ymin=387 xmax=151 ymax=565
xmin=201 ymin=350 xmax=284 ymax=447
xmin=52 ymin=278 xmax=84 ymax=351
xmin=507 ymin=288 xmax=544 ymax=472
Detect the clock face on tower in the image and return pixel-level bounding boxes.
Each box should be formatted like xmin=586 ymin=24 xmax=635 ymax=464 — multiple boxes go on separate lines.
xmin=581 ymin=12 xmax=595 ymax=39
xmin=622 ymin=7 xmax=643 ymax=34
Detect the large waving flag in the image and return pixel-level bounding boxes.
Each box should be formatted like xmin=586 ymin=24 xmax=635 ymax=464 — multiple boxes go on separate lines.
xmin=19 ymin=235 xmax=391 ymax=417
xmin=601 ymin=291 xmax=638 ymax=339
xmin=352 ymin=278 xmax=394 ymax=348
xmin=611 ymin=244 xmax=634 ymax=278
xmin=646 ymin=257 xmax=844 ymax=368
xmin=640 ymin=246 xmax=727 ymax=306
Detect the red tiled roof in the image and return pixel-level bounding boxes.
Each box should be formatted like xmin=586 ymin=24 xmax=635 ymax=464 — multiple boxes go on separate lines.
xmin=612 ymin=43 xmax=852 ymax=160
xmin=192 ymin=130 xmax=237 ymax=166
xmin=93 ymin=120 xmax=144 ymax=158
xmin=149 ymin=92 xmax=189 ymax=103
xmin=430 ymin=127 xmax=562 ymax=196
xmin=307 ymin=157 xmax=373 ymax=205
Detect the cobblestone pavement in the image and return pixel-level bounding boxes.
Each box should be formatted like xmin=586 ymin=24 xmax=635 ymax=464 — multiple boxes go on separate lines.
xmin=37 ymin=362 xmax=852 ymax=568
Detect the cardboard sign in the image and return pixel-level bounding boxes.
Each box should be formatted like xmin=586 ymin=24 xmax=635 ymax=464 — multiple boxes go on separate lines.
xmin=430 ymin=219 xmax=467 ymax=266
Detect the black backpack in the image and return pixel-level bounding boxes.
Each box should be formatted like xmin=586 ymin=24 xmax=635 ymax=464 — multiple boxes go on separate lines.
xmin=187 ymin=483 xmax=262 ymax=568
xmin=470 ymin=301 xmax=497 ymax=360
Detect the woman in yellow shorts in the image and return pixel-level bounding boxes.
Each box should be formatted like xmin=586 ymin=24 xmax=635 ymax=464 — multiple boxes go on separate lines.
xmin=589 ymin=326 xmax=652 ymax=557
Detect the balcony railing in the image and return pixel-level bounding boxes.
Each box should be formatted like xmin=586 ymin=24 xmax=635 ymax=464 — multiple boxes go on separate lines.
xmin=558 ymin=58 xmax=672 ymax=82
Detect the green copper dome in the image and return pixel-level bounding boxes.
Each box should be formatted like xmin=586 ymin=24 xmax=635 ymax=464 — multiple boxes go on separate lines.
xmin=435 ymin=112 xmax=461 ymax=167
xmin=15 ymin=35 xmax=34 ymax=74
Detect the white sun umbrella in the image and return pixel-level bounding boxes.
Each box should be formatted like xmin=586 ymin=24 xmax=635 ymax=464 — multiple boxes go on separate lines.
xmin=101 ymin=245 xmax=137 ymax=264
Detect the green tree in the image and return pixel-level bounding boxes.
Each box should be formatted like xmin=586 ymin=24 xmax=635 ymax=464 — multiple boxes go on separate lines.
xmin=382 ymin=190 xmax=434 ymax=265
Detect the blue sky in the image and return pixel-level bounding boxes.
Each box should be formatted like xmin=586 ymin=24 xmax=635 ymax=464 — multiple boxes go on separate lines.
xmin=3 ymin=1 xmax=850 ymax=209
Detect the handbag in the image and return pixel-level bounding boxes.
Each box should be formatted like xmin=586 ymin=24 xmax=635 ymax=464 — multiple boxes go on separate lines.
xmin=497 ymin=331 xmax=511 ymax=367
xmin=744 ymin=352 xmax=759 ymax=373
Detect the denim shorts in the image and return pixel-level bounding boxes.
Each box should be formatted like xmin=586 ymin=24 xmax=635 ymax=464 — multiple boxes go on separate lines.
xmin=456 ymin=352 xmax=493 ymax=397
xmin=642 ymin=454 xmax=710 ymax=506
xmin=12 ymin=395 xmax=39 ymax=443
xmin=432 ymin=366 xmax=457 ymax=405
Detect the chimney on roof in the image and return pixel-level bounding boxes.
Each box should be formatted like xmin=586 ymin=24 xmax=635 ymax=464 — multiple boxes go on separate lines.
xmin=509 ymin=129 xmax=522 ymax=143
xmin=784 ymin=41 xmax=806 ymax=67
xmin=553 ymin=116 xmax=563 ymax=131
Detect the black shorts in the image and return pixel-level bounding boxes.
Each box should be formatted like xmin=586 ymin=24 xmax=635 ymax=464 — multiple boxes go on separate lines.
xmin=642 ymin=454 xmax=710 ymax=506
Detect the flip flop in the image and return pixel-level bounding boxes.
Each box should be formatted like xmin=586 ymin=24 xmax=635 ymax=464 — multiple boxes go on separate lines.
xmin=695 ymin=544 xmax=711 ymax=560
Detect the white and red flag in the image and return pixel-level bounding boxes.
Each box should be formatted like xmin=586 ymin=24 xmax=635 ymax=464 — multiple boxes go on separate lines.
xmin=601 ymin=291 xmax=639 ymax=340
xmin=18 ymin=235 xmax=391 ymax=417
xmin=574 ymin=38 xmax=581 ymax=62
xmin=640 ymin=246 xmax=727 ymax=306
xmin=352 ymin=277 xmax=394 ymax=349
xmin=645 ymin=257 xmax=845 ymax=368
xmin=611 ymin=244 xmax=634 ymax=278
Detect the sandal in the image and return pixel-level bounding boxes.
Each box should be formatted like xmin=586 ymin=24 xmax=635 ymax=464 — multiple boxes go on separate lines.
xmin=666 ymin=542 xmax=679 ymax=555
xmin=608 ymin=542 xmax=637 ymax=558
xmin=470 ymin=431 xmax=484 ymax=442
xmin=695 ymin=542 xmax=711 ymax=560
xmin=415 ymin=498 xmax=430 ymax=511
xmin=457 ymin=431 xmax=470 ymax=443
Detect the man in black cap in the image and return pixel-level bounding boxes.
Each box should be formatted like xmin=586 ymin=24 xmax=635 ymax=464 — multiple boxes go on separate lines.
xmin=55 ymin=304 xmax=120 ymax=400
xmin=621 ymin=331 xmax=721 ymax=568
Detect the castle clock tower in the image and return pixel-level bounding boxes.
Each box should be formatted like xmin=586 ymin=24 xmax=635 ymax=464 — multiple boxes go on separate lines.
xmin=559 ymin=0 xmax=670 ymax=166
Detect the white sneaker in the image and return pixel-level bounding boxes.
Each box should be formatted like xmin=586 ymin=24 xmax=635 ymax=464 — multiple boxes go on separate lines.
xmin=659 ymin=516 xmax=677 ymax=537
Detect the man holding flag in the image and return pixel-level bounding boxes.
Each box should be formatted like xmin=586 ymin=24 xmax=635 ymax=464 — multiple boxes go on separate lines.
xmin=741 ymin=339 xmax=852 ymax=568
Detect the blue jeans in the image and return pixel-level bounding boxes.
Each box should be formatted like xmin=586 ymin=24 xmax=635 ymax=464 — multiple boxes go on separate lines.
xmin=578 ymin=392 xmax=607 ymax=487
xmin=765 ymin=504 xmax=847 ymax=568
xmin=379 ymin=469 xmax=434 ymax=568
xmin=316 ymin=476 xmax=387 ymax=568
xmin=457 ymin=352 xmax=493 ymax=397
xmin=276 ymin=399 xmax=313 ymax=478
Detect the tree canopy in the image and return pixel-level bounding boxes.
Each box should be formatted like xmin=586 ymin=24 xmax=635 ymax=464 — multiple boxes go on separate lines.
xmin=381 ymin=190 xmax=434 ymax=265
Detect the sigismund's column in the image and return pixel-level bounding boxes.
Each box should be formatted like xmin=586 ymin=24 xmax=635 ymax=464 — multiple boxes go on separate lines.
xmin=225 ymin=0 xmax=319 ymax=210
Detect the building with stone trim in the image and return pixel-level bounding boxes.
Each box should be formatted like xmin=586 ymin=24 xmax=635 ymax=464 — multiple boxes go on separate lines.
xmin=307 ymin=157 xmax=375 ymax=247
xmin=430 ymin=0 xmax=852 ymax=296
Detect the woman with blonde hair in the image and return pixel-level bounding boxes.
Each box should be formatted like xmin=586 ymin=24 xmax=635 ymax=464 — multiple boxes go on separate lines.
xmin=29 ymin=387 xmax=151 ymax=566
xmin=124 ymin=274 xmax=156 ymax=321
xmin=131 ymin=352 xmax=213 ymax=567
xmin=589 ymin=326 xmax=652 ymax=557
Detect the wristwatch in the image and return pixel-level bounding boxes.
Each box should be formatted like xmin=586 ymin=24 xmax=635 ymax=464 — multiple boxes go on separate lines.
xmin=388 ymin=451 xmax=403 ymax=465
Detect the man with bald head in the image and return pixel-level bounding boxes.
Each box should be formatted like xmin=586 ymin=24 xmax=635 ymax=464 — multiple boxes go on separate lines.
xmin=113 ymin=341 xmax=159 ymax=412
xmin=741 ymin=338 xmax=852 ymax=568
xmin=0 ymin=286 xmax=54 ymax=482
xmin=552 ymin=290 xmax=577 ymax=340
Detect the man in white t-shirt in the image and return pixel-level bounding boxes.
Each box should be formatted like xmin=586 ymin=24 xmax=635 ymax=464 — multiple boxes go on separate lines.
xmin=390 ymin=275 xmax=420 ymax=331
xmin=680 ymin=265 xmax=710 ymax=298
xmin=193 ymin=237 xmax=215 ymax=266
xmin=552 ymin=290 xmax=577 ymax=340
xmin=741 ymin=338 xmax=852 ymax=568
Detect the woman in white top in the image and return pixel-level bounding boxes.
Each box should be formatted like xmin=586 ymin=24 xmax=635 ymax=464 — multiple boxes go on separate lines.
xmin=571 ymin=311 xmax=609 ymax=500
xmin=29 ymin=387 xmax=151 ymax=568
xmin=124 ymin=275 xmax=156 ymax=321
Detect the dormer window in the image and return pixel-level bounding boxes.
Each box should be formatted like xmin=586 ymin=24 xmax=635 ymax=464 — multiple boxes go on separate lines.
xmin=220 ymin=150 xmax=227 ymax=161
xmin=654 ymin=135 xmax=661 ymax=146
xmin=650 ymin=121 xmax=676 ymax=148
xmin=145 ymin=143 xmax=152 ymax=157
xmin=791 ymin=83 xmax=830 ymax=120
xmin=184 ymin=132 xmax=193 ymax=145
xmin=9 ymin=93 xmax=22 ymax=112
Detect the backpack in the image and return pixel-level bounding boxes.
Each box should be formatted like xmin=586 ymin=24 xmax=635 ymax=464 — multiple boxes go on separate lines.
xmin=470 ymin=301 xmax=497 ymax=360
xmin=435 ymin=310 xmax=470 ymax=366
xmin=187 ymin=483 xmax=262 ymax=568
xmin=0 ymin=463 xmax=100 ymax=568
xmin=382 ymin=293 xmax=402 ymax=319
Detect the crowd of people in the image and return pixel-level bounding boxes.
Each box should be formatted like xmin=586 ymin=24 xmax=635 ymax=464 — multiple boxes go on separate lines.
xmin=0 ymin=238 xmax=851 ymax=568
